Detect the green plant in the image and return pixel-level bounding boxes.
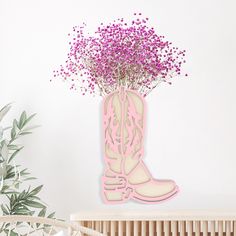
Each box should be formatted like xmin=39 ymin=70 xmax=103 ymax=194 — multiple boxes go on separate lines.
xmin=0 ymin=103 xmax=56 ymax=234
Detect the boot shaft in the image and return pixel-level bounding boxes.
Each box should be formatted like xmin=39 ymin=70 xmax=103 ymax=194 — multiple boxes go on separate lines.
xmin=103 ymin=87 xmax=146 ymax=159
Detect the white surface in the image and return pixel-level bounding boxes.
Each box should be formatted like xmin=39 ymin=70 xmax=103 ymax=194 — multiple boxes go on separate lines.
xmin=1 ymin=0 xmax=236 ymax=219
xmin=70 ymin=210 xmax=236 ymax=221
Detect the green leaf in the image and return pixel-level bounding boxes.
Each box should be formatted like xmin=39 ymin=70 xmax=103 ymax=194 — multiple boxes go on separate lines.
xmin=15 ymin=183 xmax=20 ymax=189
xmin=30 ymin=185 xmax=43 ymax=196
xmin=0 ymin=185 xmax=9 ymax=192
xmin=18 ymin=189 xmax=27 ymax=198
xmin=7 ymin=145 xmax=20 ymax=150
xmin=14 ymin=208 xmax=31 ymax=215
xmin=2 ymin=191 xmax=19 ymax=194
xmin=27 ymin=195 xmax=41 ymax=200
xmin=25 ymin=113 xmax=36 ymax=125
xmin=3 ymin=230 xmax=18 ymax=236
xmin=19 ymin=131 xmax=32 ymax=136
xmin=24 ymin=177 xmax=37 ymax=181
xmin=19 ymin=168 xmax=31 ymax=177
xmin=10 ymin=231 xmax=18 ymax=236
xmin=47 ymin=212 xmax=55 ymax=219
xmin=8 ymin=146 xmax=24 ymax=163
xmin=18 ymin=111 xmax=27 ymax=129
xmin=13 ymin=119 xmax=19 ymax=131
xmin=20 ymin=172 xmax=30 ymax=176
xmin=4 ymin=165 xmax=17 ymax=180
xmin=10 ymin=127 xmax=16 ymax=140
xmin=19 ymin=113 xmax=37 ymax=130
xmin=0 ymin=103 xmax=12 ymax=122
xmin=38 ymin=207 xmax=46 ymax=217
xmin=1 ymin=142 xmax=9 ymax=159
xmin=24 ymin=200 xmax=45 ymax=208
xmin=1 ymin=204 xmax=9 ymax=215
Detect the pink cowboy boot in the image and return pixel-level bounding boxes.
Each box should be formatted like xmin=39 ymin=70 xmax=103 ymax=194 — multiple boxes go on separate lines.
xmin=102 ymin=87 xmax=179 ymax=204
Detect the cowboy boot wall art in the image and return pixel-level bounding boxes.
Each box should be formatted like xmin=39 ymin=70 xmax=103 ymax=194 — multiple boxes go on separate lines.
xmin=54 ymin=13 xmax=187 ymax=204
xmin=102 ymin=87 xmax=178 ymax=203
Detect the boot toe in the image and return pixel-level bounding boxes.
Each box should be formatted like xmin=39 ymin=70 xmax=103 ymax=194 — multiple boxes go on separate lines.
xmin=134 ymin=179 xmax=178 ymax=200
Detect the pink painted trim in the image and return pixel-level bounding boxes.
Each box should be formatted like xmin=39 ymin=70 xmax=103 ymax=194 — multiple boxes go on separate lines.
xmin=101 ymin=87 xmax=179 ymax=204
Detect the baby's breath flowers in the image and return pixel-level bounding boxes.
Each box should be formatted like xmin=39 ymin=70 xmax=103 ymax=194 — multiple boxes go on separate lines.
xmin=53 ymin=13 xmax=186 ymax=97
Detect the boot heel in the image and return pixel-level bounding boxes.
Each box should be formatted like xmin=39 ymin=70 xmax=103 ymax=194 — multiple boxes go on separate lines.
xmin=102 ymin=174 xmax=129 ymax=203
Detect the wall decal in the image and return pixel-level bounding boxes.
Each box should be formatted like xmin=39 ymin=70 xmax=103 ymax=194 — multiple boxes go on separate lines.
xmin=102 ymin=87 xmax=178 ymax=203
xmin=53 ymin=13 xmax=187 ymax=204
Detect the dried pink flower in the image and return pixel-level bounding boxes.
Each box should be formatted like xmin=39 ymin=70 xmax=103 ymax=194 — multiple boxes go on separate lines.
xmin=53 ymin=14 xmax=187 ymax=96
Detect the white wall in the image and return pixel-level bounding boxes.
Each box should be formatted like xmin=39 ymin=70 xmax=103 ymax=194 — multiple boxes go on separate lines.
xmin=1 ymin=0 xmax=236 ymax=219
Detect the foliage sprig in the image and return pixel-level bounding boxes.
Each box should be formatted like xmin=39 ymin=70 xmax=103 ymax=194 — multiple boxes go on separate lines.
xmin=0 ymin=104 xmax=56 ymax=235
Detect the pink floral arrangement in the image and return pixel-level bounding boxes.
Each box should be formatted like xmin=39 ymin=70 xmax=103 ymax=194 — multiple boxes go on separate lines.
xmin=53 ymin=13 xmax=187 ymax=97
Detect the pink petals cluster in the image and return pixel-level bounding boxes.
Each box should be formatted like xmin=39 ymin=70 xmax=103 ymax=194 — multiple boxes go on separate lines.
xmin=53 ymin=13 xmax=186 ymax=96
